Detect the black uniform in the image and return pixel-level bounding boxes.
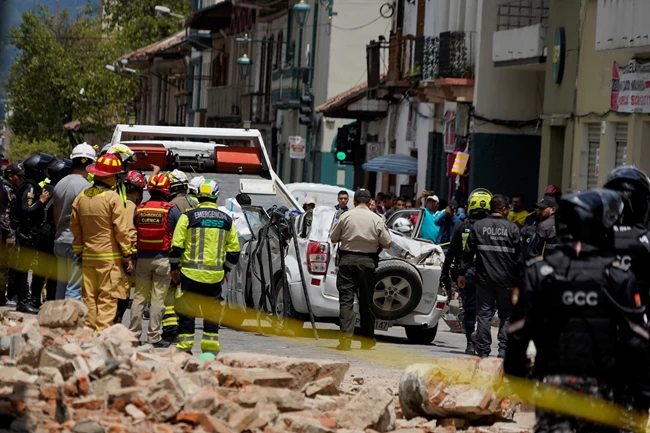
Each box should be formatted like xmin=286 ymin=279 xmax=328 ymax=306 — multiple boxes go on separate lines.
xmin=13 ymin=179 xmax=47 ymax=308
xmin=460 ymin=214 xmax=520 ymax=357
xmin=441 ymin=219 xmax=477 ymax=338
xmin=613 ymin=224 xmax=650 ymax=307
xmin=520 ymin=215 xmax=559 ymax=263
xmin=0 ymin=179 xmax=16 ymax=304
xmin=506 ymin=244 xmax=650 ymax=432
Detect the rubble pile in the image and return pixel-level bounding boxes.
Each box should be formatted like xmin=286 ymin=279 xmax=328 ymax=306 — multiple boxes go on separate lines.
xmin=0 ymin=300 xmax=529 ymax=433
xmin=398 ymin=358 xmax=519 ymax=427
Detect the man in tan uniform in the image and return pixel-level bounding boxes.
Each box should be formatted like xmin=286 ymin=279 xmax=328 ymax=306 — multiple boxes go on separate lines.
xmin=330 ymin=189 xmax=391 ymax=351
xmin=70 ymin=153 xmax=136 ymax=331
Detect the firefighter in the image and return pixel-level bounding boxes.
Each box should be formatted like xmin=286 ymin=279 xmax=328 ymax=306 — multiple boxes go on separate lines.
xmin=159 ymin=170 xmax=199 ymax=344
xmin=170 ymin=179 xmax=240 ymax=355
xmin=14 ymin=153 xmax=55 ymax=313
xmin=99 ymin=144 xmax=137 ymax=208
xmin=114 ymin=170 xmax=144 ymax=323
xmin=505 ymin=189 xmax=650 ymax=433
xmin=0 ymin=164 xmax=22 ymax=307
xmin=167 ymin=170 xmax=198 ymax=213
xmin=131 ymin=174 xmax=180 ymax=347
xmin=440 ymin=188 xmax=492 ymax=355
xmin=70 ymin=153 xmax=136 ymax=331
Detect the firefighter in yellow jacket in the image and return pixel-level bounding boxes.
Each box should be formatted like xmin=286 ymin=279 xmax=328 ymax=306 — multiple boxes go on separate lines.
xmin=70 ymin=154 xmax=136 ymax=331
xmin=170 ymin=179 xmax=240 ymax=355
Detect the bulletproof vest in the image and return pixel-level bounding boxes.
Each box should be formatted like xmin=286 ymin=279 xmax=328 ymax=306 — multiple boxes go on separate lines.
xmin=535 ymin=253 xmax=624 ymax=379
xmin=15 ymin=179 xmax=44 ymax=229
xmin=0 ymin=180 xmax=14 ymax=215
xmin=614 ymin=225 xmax=650 ymax=303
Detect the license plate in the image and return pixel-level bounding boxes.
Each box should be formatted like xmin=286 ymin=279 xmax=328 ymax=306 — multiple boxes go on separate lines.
xmin=355 ymin=317 xmax=390 ymax=331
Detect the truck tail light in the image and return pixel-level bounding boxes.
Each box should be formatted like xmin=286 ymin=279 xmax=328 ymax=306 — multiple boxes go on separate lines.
xmin=307 ymin=241 xmax=330 ymax=275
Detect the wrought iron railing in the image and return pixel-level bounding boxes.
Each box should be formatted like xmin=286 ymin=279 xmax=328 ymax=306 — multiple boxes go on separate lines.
xmin=496 ymin=0 xmax=550 ymax=31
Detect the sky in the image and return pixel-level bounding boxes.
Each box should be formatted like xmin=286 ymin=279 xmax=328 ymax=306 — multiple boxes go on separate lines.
xmin=1 ymin=0 xmax=91 ymax=104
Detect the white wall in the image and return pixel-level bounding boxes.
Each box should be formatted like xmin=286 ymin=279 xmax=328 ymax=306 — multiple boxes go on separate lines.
xmin=595 ymin=0 xmax=650 ymax=51
xmin=325 ymin=1 xmax=392 ymax=98
xmin=473 ymin=0 xmax=544 ymax=135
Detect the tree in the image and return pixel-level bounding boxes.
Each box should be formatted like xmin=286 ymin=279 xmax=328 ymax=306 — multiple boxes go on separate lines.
xmin=6 ymin=6 xmax=136 ymax=156
xmin=101 ymin=0 xmax=191 ymax=50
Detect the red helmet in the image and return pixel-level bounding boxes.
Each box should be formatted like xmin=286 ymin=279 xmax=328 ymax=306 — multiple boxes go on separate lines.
xmin=88 ymin=154 xmax=122 ymax=177
xmin=147 ymin=173 xmax=171 ymax=196
xmin=544 ymin=184 xmax=561 ymax=198
xmin=125 ymin=170 xmax=146 ymax=191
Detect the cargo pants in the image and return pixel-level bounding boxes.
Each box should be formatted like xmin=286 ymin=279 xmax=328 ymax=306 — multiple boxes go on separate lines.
xmin=476 ymin=285 xmax=512 ymax=357
xmin=130 ymin=257 xmax=171 ymax=344
xmin=176 ymin=273 xmax=222 ymax=355
xmin=337 ymin=254 xmax=376 ymax=342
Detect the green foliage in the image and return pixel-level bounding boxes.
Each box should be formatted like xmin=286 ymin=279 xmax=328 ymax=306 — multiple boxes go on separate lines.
xmin=102 ymin=0 xmax=191 ymax=50
xmin=7 ymin=6 xmax=137 ymax=149
xmin=8 ymin=136 xmax=66 ymax=161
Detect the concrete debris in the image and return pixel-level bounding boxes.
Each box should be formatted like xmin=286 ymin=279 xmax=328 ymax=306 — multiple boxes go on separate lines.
xmin=398 ymin=359 xmax=519 ymax=424
xmin=0 ymin=302 xmax=531 ymax=433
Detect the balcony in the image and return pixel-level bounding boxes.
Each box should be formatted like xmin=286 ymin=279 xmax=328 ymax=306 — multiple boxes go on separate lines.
xmin=492 ymin=0 xmax=549 ymax=69
xmin=596 ymin=0 xmax=650 ymax=52
xmin=206 ymin=86 xmax=245 ymax=120
xmin=406 ymin=32 xmax=476 ymax=103
xmin=270 ymin=67 xmax=304 ymax=108
xmin=241 ymin=92 xmax=271 ymax=124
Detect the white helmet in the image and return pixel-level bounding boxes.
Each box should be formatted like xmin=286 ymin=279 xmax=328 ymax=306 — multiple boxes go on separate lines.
xmin=391 ymin=217 xmax=413 ymax=234
xmin=70 ymin=143 xmax=97 ymax=162
xmin=188 ymin=176 xmax=205 ymax=195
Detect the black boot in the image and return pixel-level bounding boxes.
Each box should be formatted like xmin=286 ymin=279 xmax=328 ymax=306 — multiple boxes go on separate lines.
xmin=465 ymin=330 xmax=476 ymax=355
xmin=16 ymin=301 xmax=39 ymax=315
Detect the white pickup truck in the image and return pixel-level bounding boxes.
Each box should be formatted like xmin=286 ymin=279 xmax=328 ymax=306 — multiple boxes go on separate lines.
xmin=110 ymin=125 xmax=447 ymax=344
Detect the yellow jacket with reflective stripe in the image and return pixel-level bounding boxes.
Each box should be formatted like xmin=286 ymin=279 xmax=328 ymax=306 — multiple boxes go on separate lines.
xmin=70 ymin=186 xmax=136 ymax=264
xmin=170 ymin=202 xmax=240 ymax=284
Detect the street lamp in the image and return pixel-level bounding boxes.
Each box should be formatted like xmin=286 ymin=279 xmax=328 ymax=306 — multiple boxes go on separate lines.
xmin=293 ymin=0 xmax=312 ymax=27
xmin=237 ymin=54 xmax=253 ymax=78
xmin=154 ymin=5 xmax=185 ymax=19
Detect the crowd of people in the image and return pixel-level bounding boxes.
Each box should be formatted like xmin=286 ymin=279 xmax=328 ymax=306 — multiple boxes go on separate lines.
xmin=0 ymin=143 xmax=240 ymax=355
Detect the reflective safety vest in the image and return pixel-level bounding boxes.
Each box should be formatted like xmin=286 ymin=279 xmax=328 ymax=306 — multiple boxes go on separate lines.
xmin=170 ymin=202 xmax=241 ymax=284
xmin=135 ymin=200 xmax=174 ymax=251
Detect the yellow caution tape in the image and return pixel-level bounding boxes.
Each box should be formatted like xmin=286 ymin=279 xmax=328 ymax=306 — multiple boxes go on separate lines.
xmin=2 ymin=243 xmax=647 ymax=431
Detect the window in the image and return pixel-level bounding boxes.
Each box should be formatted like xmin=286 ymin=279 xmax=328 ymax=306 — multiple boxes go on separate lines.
xmin=211 ymin=53 xmax=229 ymax=87
xmin=586 ymin=124 xmax=600 ymax=189
xmin=269 ymin=35 xmax=276 ymax=70
xmin=406 ymin=103 xmax=417 ymax=141
xmin=615 ymin=123 xmax=628 ymax=167
xmin=276 ymin=31 xmax=284 ymax=70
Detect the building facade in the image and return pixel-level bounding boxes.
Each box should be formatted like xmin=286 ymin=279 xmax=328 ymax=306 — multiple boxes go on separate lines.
xmin=539 ymin=0 xmax=650 ymax=194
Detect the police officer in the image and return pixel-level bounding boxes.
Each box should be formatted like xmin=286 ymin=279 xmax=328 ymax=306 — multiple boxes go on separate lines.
xmin=330 ymin=189 xmax=392 ymax=351
xmin=440 ymin=188 xmax=492 ymax=355
xmin=0 ymin=163 xmax=22 ymax=307
xmin=458 ymin=194 xmax=520 ymax=358
xmin=519 ymin=195 xmax=559 ymax=263
xmin=505 ymin=189 xmax=650 ymax=433
xmin=170 ymin=179 xmax=240 ymax=355
xmin=603 ymin=166 xmax=650 ymax=307
xmin=14 ymin=153 xmax=55 ymax=313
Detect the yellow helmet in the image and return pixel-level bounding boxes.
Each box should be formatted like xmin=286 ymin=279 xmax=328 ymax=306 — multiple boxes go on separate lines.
xmin=468 ymin=188 xmax=492 ymax=216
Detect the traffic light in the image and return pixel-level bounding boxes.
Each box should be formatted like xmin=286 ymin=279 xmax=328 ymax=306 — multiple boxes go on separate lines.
xmin=335 ymin=123 xmax=361 ymax=165
xmin=299 ymin=94 xmax=313 ymax=127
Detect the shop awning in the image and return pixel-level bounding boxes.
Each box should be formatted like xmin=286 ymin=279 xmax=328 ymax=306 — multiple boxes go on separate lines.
xmin=362 ymin=154 xmax=417 ymax=176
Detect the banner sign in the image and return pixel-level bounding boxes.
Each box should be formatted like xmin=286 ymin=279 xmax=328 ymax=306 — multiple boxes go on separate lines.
xmin=611 ymin=60 xmax=650 ymax=113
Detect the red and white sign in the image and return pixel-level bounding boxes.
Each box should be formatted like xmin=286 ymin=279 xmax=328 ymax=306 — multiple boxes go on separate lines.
xmin=289 ymin=136 xmax=305 ymax=159
xmin=611 ymin=60 xmax=650 ymax=113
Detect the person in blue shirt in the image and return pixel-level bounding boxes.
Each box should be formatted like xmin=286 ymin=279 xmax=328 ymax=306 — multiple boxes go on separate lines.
xmin=419 ymin=195 xmax=443 ymax=243
xmin=435 ymin=200 xmax=466 ymax=247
